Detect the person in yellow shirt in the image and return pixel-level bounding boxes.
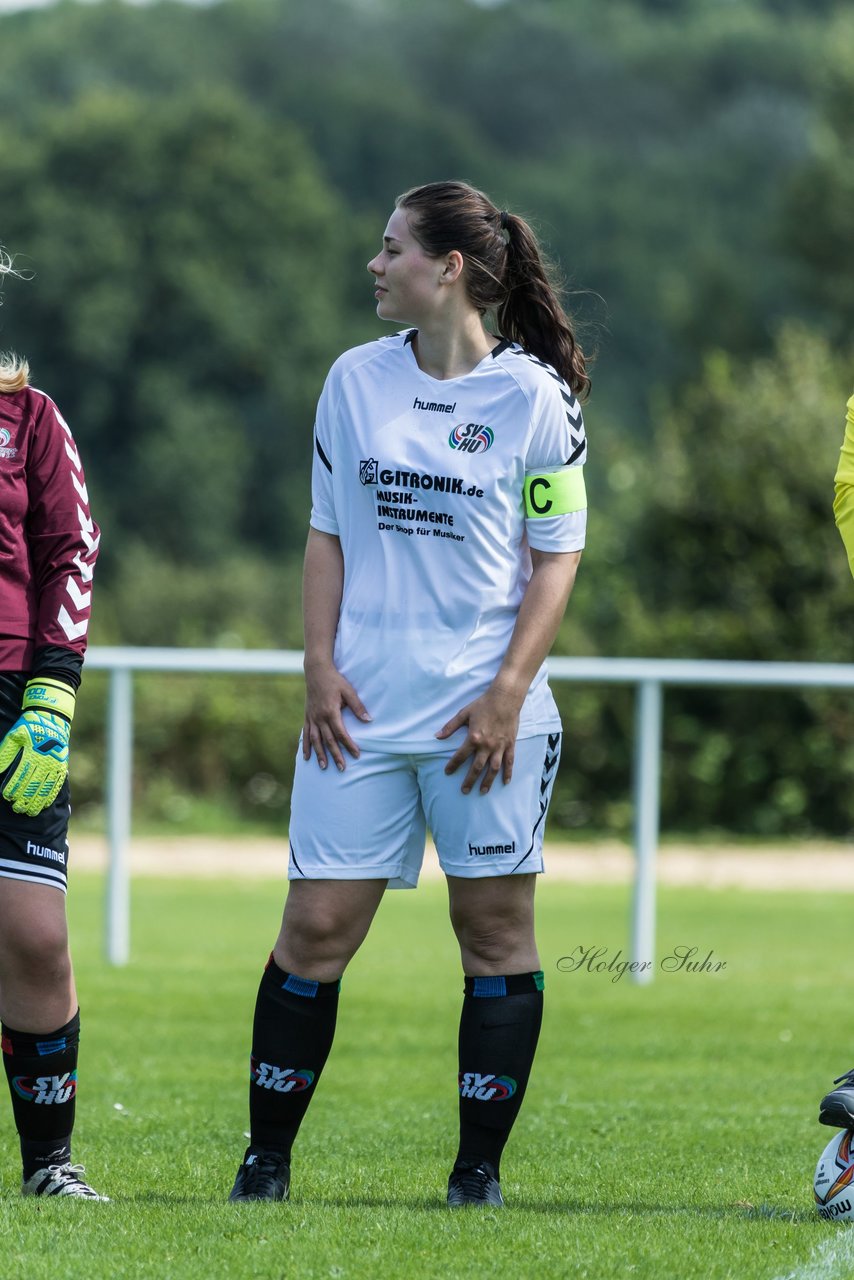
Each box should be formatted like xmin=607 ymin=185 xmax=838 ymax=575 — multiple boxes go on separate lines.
xmin=818 ymin=396 xmax=854 ymax=1129
xmin=832 ymin=396 xmax=854 ymax=579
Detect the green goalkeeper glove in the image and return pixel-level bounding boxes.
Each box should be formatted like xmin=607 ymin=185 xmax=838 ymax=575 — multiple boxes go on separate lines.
xmin=0 ymin=678 xmax=76 ymax=816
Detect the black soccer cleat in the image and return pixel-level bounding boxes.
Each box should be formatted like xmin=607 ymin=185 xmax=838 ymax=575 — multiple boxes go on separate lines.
xmin=229 ymin=1147 xmax=290 ymax=1202
xmin=447 ymin=1160 xmax=504 ymax=1208
xmin=820 ymin=1069 xmax=854 ymax=1129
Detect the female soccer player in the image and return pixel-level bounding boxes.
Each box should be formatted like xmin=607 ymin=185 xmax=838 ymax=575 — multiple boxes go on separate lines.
xmin=0 ymin=251 xmax=104 ymax=1198
xmin=230 ymin=181 xmax=589 ymax=1207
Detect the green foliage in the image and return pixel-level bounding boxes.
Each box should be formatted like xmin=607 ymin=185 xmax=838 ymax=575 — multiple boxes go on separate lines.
xmin=783 ymin=10 xmax=854 ymax=341
xmin=635 ymin=325 xmax=852 ymax=660
xmin=91 ymin=547 xmax=305 ymax=650
xmin=0 ymin=0 xmax=828 ymax=424
xmin=619 ymin=327 xmax=854 ymax=834
xmin=1 ymin=83 xmax=355 ymax=570
xmin=72 ymin=669 xmax=306 ymax=834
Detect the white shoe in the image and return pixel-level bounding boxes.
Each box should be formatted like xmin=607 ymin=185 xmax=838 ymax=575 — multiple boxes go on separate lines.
xmin=22 ymin=1162 xmax=109 ymax=1200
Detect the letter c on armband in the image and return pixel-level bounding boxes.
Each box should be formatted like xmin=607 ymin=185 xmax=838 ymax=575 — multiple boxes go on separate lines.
xmin=523 ymin=466 xmax=587 ymax=519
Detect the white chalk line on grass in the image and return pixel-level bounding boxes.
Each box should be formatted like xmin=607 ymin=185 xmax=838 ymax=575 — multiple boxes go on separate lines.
xmin=774 ymin=1229 xmax=854 ymax=1280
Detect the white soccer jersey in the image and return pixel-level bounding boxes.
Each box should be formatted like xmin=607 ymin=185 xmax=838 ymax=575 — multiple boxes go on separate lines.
xmin=309 ymin=330 xmax=587 ymax=749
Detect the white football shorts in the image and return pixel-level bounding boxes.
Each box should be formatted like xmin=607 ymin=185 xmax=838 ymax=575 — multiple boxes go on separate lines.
xmin=287 ymin=731 xmax=561 ymax=888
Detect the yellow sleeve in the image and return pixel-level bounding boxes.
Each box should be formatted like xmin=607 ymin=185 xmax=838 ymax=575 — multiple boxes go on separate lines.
xmin=833 ymin=395 xmax=854 ymax=579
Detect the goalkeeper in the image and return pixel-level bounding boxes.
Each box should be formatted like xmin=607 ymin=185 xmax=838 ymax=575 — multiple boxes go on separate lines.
xmin=0 ymin=250 xmax=104 ymax=1199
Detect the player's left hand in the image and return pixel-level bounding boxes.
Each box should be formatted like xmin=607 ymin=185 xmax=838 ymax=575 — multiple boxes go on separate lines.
xmin=0 ymin=678 xmax=75 ymax=817
xmin=436 ymin=684 xmax=523 ymax=795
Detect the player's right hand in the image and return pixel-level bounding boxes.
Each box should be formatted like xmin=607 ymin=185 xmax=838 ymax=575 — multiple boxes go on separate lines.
xmin=303 ymin=662 xmax=371 ymax=771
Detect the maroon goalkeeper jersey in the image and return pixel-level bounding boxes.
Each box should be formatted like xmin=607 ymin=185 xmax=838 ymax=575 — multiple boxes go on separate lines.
xmin=0 ymin=386 xmax=99 ymax=670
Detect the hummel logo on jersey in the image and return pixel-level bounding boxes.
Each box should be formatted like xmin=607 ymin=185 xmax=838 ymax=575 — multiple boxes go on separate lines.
xmin=0 ymin=427 xmax=17 ymax=459
xmin=413 ymin=396 xmax=456 ymax=414
xmin=250 ymin=1059 xmax=315 ymax=1093
xmin=27 ymin=841 xmax=66 ymax=864
xmin=13 ymin=1071 xmax=77 ymax=1104
xmin=469 ymin=841 xmax=515 ymax=857
xmin=360 ymin=458 xmax=378 ymax=485
xmin=458 ymin=1072 xmax=516 ymax=1101
xmin=449 ymin=423 xmax=494 ymax=454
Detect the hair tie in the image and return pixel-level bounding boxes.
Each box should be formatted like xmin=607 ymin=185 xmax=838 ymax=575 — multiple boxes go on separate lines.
xmin=499 ymin=210 xmax=510 ymax=231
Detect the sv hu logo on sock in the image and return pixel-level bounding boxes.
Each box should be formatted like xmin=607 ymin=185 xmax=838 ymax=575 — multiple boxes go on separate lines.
xmin=250 ymin=1057 xmax=315 ymax=1093
xmin=458 ymin=1071 xmax=516 ymax=1101
xmin=12 ymin=1071 xmax=77 ymax=1104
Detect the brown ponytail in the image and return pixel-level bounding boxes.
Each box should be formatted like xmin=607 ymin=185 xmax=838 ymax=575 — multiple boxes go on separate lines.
xmin=396 ymin=180 xmax=590 ymax=399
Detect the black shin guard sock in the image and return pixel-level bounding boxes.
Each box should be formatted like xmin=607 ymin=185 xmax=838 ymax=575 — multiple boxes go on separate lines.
xmin=1 ymin=1011 xmax=80 ymax=1179
xmin=456 ymin=972 xmax=544 ymax=1178
xmin=248 ymin=956 xmax=340 ymax=1161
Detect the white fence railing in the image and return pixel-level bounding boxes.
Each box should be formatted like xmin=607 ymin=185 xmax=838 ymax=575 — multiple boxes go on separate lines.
xmin=85 ymin=648 xmax=854 ymax=980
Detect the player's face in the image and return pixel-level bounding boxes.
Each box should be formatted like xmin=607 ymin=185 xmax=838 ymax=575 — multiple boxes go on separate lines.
xmin=367 ymin=208 xmax=446 ymax=326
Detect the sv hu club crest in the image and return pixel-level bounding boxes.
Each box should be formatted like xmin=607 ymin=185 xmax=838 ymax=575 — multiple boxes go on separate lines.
xmin=448 ymin=423 xmax=494 ymax=454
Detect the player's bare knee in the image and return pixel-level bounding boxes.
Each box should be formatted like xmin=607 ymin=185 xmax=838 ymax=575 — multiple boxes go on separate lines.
xmin=276 ymin=909 xmax=364 ymax=974
xmin=455 ymin=918 xmax=530 ymax=966
xmin=0 ymin=924 xmax=71 ymax=991
xmin=451 ymin=895 xmax=529 ymax=939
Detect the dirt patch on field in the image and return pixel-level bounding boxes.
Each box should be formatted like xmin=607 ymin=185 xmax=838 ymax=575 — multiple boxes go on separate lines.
xmin=70 ymin=835 xmax=854 ymax=891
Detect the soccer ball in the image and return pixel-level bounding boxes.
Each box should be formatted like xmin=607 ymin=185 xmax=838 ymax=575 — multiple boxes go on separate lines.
xmin=815 ymin=1129 xmax=854 ymax=1221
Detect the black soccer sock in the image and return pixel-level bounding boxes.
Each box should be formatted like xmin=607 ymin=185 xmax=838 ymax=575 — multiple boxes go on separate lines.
xmin=2 ymin=1011 xmax=80 ymax=1179
xmin=248 ymin=956 xmax=340 ymax=1161
xmin=455 ymin=972 xmax=544 ymax=1179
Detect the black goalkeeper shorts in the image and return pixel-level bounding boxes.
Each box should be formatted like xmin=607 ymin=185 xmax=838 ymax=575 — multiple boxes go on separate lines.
xmin=0 ymin=671 xmax=71 ymax=894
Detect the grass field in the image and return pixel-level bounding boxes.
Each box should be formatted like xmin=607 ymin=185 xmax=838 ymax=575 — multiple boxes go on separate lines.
xmin=1 ymin=869 xmax=851 ymax=1280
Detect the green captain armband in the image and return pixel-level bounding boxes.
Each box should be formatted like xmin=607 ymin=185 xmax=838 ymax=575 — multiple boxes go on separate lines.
xmin=523 ymin=466 xmax=587 ymax=518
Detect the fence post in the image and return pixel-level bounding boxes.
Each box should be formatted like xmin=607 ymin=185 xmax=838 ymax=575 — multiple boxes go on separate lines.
xmin=106 ymin=666 xmax=133 ymax=965
xmin=630 ymin=678 xmax=663 ymax=984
